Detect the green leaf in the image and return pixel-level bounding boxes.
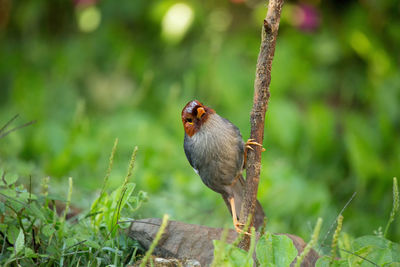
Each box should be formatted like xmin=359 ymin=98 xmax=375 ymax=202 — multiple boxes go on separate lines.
xmin=0 ymin=223 xmax=7 ymax=232
xmin=5 ymin=174 xmax=18 ymax=185
xmin=19 ymin=191 xmax=37 ymax=202
xmin=6 ymin=198 xmax=24 ymax=213
xmin=354 ymin=235 xmax=392 ymax=250
xmin=0 ymin=188 xmax=17 ymax=198
xmin=316 ymin=256 xmax=347 ymax=267
xmin=102 ymin=246 xmax=123 ymax=256
xmin=119 ymin=183 xmax=136 ymax=207
xmin=315 ymin=256 xmax=330 ymax=267
xmin=42 ymin=224 xmax=56 ymax=237
xmin=0 ymin=202 xmax=5 ymax=213
xmin=14 ymin=228 xmax=25 ymax=255
xmin=213 ymin=240 xmax=253 ymax=267
xmin=348 ymin=246 xmax=374 ymax=266
xmin=7 ymin=224 xmax=20 ymax=244
xmin=136 ymin=190 xmax=148 ymax=203
xmin=85 ymin=239 xmax=100 ymax=249
xmin=256 ymin=232 xmax=298 ymax=267
xmin=27 ymin=202 xmax=47 ymax=221
xmin=25 ymin=247 xmax=38 ymax=258
xmin=91 ymin=191 xmax=107 ymax=213
xmin=256 ymin=232 xmax=275 ymax=266
xmin=106 ymin=182 xmax=136 ymax=231
xmin=110 ymin=183 xmax=136 ymax=210
xmin=351 ymin=236 xmax=400 ymax=265
xmin=64 ymin=237 xmax=78 ymax=249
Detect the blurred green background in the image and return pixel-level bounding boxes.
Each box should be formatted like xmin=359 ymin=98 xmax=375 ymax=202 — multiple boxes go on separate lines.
xmin=0 ymin=0 xmax=399 ymax=243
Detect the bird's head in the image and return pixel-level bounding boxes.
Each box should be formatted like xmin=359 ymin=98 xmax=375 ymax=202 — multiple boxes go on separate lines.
xmin=181 ymin=100 xmax=215 ymax=137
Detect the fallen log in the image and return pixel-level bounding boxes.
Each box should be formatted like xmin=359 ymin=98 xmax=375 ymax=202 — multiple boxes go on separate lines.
xmin=128 ymin=218 xmax=319 ymax=266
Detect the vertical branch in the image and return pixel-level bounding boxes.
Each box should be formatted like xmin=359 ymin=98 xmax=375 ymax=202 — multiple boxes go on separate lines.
xmin=239 ymin=0 xmax=284 ymax=249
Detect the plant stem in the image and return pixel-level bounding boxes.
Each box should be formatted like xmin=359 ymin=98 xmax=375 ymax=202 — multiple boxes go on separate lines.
xmin=384 ymin=177 xmax=399 ymax=237
xmin=295 ymin=217 xmax=322 ymax=267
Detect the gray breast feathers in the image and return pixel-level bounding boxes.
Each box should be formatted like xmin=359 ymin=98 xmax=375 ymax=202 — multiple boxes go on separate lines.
xmin=184 ymin=114 xmax=245 ymax=192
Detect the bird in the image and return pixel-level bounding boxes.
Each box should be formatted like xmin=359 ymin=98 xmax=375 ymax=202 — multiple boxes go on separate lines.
xmin=181 ymin=100 xmax=265 ymax=233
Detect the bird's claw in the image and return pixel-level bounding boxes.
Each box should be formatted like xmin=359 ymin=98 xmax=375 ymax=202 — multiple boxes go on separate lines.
xmin=229 ymin=197 xmax=251 ymax=236
xmin=234 ymin=223 xmax=251 ymax=236
xmin=245 ymin=139 xmax=266 ymax=152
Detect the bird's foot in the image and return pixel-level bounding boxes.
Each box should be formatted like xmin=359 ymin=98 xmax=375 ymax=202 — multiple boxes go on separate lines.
xmin=234 ymin=222 xmax=251 ymax=236
xmin=229 ymin=197 xmax=252 ymax=236
xmin=244 ymin=139 xmax=266 ymax=167
xmin=245 ymin=139 xmax=266 ymax=152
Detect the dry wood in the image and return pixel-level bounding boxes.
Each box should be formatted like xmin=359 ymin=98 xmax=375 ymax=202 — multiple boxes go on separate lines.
xmin=128 ymin=218 xmax=319 ymax=266
xmin=239 ymin=0 xmax=284 ymax=250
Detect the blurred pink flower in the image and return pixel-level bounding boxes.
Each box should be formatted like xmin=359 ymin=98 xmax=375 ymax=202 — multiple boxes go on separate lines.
xmin=73 ymin=0 xmax=97 ymax=7
xmin=293 ymin=4 xmax=320 ymax=32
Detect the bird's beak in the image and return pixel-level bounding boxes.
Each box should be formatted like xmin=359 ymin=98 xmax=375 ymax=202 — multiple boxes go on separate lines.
xmin=197 ymin=107 xmax=205 ymax=119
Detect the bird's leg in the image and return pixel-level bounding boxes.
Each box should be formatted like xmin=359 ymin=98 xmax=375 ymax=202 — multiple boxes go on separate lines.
xmin=244 ymin=139 xmax=266 ymax=167
xmin=229 ymin=197 xmax=251 ymax=236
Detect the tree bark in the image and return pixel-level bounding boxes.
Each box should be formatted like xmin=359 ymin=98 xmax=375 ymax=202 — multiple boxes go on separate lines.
xmin=128 ymin=218 xmax=320 ymax=266
xmin=239 ymin=0 xmax=284 ymax=250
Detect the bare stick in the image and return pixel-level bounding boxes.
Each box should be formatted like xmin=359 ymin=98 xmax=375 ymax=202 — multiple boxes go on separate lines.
xmin=0 ymin=119 xmax=36 ymax=139
xmin=0 ymin=114 xmax=19 ymax=134
xmin=238 ymin=0 xmax=284 ymax=250
xmin=318 ymin=191 xmax=357 ymax=253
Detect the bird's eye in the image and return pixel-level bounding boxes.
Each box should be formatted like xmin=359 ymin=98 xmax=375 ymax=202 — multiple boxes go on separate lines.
xmin=186 ymin=118 xmax=193 ymax=123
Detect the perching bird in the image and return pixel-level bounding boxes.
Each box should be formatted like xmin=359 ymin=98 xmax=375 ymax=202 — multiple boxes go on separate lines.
xmin=181 ymin=100 xmax=265 ymax=232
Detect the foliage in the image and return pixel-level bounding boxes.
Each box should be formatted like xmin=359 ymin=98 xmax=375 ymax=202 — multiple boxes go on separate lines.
xmin=213 ymin=240 xmax=254 ymax=267
xmin=211 ymin=231 xmax=297 ymax=267
xmin=317 ymin=235 xmax=400 ymax=267
xmin=212 ymin=227 xmax=256 ymax=267
xmin=211 ymin=178 xmax=400 ymax=267
xmin=0 ymin=148 xmax=147 ymax=266
xmin=256 ymin=232 xmax=298 ymax=267
xmin=212 ymin=226 xmax=400 ymax=267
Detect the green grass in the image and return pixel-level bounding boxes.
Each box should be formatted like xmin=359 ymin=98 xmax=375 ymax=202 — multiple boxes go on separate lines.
xmin=0 ymin=142 xmax=147 ymax=266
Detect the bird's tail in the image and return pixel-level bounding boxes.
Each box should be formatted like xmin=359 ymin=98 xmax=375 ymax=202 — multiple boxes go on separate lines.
xmin=224 ymin=174 xmax=266 ymax=231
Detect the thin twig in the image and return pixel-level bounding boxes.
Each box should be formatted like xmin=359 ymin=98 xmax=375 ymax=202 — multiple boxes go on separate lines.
xmin=238 ymin=0 xmax=284 ymax=250
xmin=320 ymin=244 xmax=379 ymax=267
xmin=1 ymin=171 xmax=7 ymax=185
xmin=319 ymin=192 xmax=356 ymax=252
xmin=338 ymin=248 xmax=379 ymax=266
xmin=0 ymin=114 xmax=19 ymax=134
xmin=118 ymin=220 xmax=162 ymax=227
xmin=0 ymin=119 xmax=36 ymax=139
xmin=62 ymin=240 xmax=88 ymax=252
